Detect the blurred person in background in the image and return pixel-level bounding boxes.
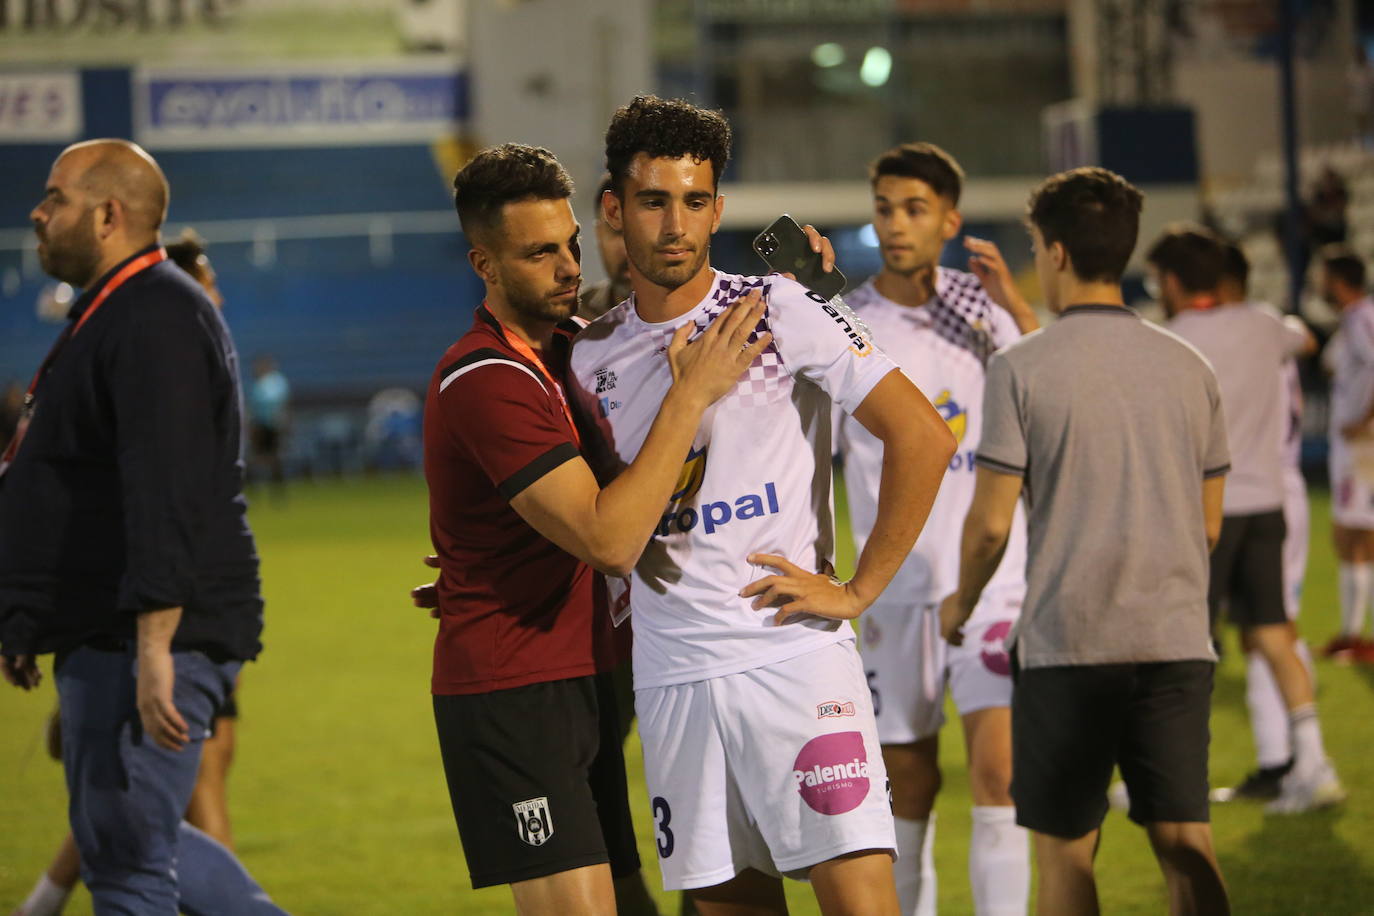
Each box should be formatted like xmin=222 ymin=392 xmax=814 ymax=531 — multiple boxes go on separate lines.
xmin=13 ymin=228 xmax=242 ymax=916
xmin=1149 ymin=225 xmax=1343 ymax=815
xmin=838 ymin=141 xmax=1035 ymax=916
xmin=0 ymin=381 xmax=22 ymax=454
xmin=1206 ymin=241 xmax=1320 ymax=803
xmin=941 ymin=168 xmax=1230 ymax=916
xmin=247 ymin=355 xmax=290 ymax=496
xmin=0 ymin=139 xmax=285 ymax=914
xmin=579 ymin=173 xmax=632 ymax=321
xmin=1321 ymin=248 xmax=1374 ymax=657
xmin=166 ymin=228 xmax=224 ymax=310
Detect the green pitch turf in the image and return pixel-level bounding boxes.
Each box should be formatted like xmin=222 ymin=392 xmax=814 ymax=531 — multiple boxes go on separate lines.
xmin=3 ymin=475 xmax=1373 ymax=914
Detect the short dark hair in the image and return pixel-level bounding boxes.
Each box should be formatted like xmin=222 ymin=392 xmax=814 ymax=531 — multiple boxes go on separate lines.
xmin=604 ymin=95 xmax=732 ymax=195
xmin=452 ymin=143 xmax=573 ymax=242
xmin=165 ymin=229 xmax=207 ymax=277
xmin=1026 ymin=167 xmax=1143 ymax=284
xmin=868 ymin=142 xmax=964 ymax=206
xmin=1323 ymin=246 xmax=1367 ymax=290
xmin=1220 ymin=240 xmax=1249 ymax=291
xmin=1145 ymin=225 xmax=1227 ymax=294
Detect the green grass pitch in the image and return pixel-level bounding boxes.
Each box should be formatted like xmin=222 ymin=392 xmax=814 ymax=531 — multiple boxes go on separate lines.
xmin=3 ymin=475 xmax=1373 ymax=914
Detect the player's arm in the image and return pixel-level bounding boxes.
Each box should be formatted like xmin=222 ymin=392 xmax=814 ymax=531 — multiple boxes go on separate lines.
xmin=938 ymin=468 xmax=1023 ymax=644
xmin=743 ymin=368 xmax=955 ymax=622
xmin=1203 ymin=475 xmax=1226 ymax=553
xmin=511 ymin=294 xmax=770 ymax=577
xmin=965 ymin=236 xmax=1038 ymax=335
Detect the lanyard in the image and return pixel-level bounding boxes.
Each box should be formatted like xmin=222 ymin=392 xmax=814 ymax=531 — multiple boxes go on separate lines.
xmin=0 ymin=248 xmax=168 ymax=476
xmin=489 ymin=308 xmax=582 ymax=449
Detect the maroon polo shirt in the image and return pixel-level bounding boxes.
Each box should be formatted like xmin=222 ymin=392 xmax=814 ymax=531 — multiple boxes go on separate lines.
xmin=424 ymin=305 xmax=617 ymax=695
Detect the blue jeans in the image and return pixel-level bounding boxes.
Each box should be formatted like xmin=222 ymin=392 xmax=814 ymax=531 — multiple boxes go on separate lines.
xmin=56 ymin=645 xmax=288 ymax=916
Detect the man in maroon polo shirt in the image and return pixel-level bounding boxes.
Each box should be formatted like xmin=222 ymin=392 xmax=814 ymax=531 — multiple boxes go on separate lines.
xmin=425 ymin=143 xmax=769 ymax=915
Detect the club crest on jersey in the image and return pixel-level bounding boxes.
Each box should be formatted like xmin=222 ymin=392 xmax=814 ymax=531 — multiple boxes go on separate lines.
xmin=934 ymin=389 xmax=967 ymax=443
xmin=817 ymin=700 xmax=856 ymax=719
xmin=594 ymin=367 xmax=618 ymax=394
xmin=671 ymin=446 xmax=708 ymax=505
xmin=513 ymin=797 xmax=554 ymax=846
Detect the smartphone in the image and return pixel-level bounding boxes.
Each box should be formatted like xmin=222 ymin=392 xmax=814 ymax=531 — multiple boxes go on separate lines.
xmin=752 ymin=214 xmax=847 ymax=300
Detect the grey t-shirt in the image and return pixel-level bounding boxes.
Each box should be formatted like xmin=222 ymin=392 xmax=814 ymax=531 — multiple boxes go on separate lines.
xmin=977 ymin=305 xmax=1229 ymax=668
xmin=1167 ymin=303 xmax=1308 ymax=514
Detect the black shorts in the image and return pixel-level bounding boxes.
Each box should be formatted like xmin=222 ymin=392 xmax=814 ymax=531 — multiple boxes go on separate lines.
xmin=1208 ymin=510 xmax=1287 ymax=628
xmin=433 ymin=672 xmax=640 ymax=889
xmin=1011 ymin=660 xmax=1214 ymax=838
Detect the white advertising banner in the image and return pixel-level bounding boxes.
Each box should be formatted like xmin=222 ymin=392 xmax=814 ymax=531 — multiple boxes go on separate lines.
xmin=0 ymin=72 xmax=83 ymax=142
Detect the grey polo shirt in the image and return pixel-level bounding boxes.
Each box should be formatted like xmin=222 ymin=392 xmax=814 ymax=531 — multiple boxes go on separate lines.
xmin=977 ymin=304 xmax=1229 ymax=669
xmin=1167 ymin=302 xmax=1308 ymax=514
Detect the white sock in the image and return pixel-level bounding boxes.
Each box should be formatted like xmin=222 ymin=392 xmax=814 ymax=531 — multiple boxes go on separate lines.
xmin=894 ymin=816 xmax=933 ymax=916
xmin=20 ymin=873 xmax=72 ymax=916
xmin=916 ymin=812 xmax=936 ymax=916
xmin=1246 ymin=649 xmax=1291 ymax=769
xmin=1289 ymin=703 xmax=1328 ymax=777
xmin=1339 ymin=563 xmax=1372 ymax=636
xmin=970 ymin=806 xmax=1029 ymax=915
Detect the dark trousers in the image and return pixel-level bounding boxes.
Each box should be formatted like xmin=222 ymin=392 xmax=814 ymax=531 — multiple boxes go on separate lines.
xmin=56 ymin=645 xmax=287 ymax=916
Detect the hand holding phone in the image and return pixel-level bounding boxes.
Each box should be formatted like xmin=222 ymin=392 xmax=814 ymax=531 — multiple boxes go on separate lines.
xmin=753 ymin=215 xmax=846 ymax=299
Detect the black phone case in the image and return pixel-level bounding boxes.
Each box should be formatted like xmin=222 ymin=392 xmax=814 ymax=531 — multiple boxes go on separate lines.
xmin=752 ymin=215 xmax=847 ymax=300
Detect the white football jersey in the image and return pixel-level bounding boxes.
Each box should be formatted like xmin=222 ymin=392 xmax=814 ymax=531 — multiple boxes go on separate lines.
xmin=1281 ymin=359 xmax=1302 ymax=471
xmin=1330 ymin=296 xmax=1374 ymax=433
xmin=839 ymin=271 xmax=1028 ymax=616
xmin=570 ymin=271 xmax=898 ymax=690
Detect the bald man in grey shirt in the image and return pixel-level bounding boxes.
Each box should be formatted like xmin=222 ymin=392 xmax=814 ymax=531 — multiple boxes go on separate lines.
xmin=939 ymin=169 xmax=1230 ymax=916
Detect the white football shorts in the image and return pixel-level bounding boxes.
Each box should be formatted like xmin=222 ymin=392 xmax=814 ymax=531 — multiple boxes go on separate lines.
xmin=1331 ymin=438 xmax=1374 ymax=530
xmin=635 ymin=640 xmax=895 ymax=891
xmin=859 ymin=588 xmax=1020 ymax=745
xmin=1282 ymin=465 xmax=1309 ymax=620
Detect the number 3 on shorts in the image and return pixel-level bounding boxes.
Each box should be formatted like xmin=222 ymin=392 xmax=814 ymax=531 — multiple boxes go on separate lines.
xmin=652 ymin=796 xmax=674 ymax=858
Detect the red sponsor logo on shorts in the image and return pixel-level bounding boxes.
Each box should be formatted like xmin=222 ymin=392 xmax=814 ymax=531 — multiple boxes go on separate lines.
xmin=816 ymin=700 xmax=856 ymax=718
xmin=979 ymin=620 xmax=1013 ymax=677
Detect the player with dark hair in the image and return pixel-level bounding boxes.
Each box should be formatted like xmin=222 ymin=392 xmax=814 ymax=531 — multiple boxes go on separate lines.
xmin=841 ymin=140 xmax=1036 ymax=914
xmin=1206 ymin=241 xmax=1322 ymax=802
xmin=940 ymin=167 xmax=1231 ymax=914
xmin=1322 ymin=247 xmax=1374 ymax=656
xmin=572 ymin=96 xmax=955 ymax=916
xmin=426 ymin=141 xmax=769 ymax=914
xmin=1147 ymin=225 xmax=1338 ymax=814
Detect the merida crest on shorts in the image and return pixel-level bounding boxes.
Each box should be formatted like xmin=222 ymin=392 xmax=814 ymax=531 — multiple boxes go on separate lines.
xmin=840 ymin=271 xmax=1027 ymax=616
xmin=569 ymin=272 xmax=898 ymax=689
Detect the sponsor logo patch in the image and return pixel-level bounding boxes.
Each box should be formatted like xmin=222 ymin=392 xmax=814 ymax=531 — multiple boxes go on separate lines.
xmin=792 ymin=731 xmax=871 ymax=815
xmin=513 ymin=797 xmax=554 ymax=846
xmin=980 ymin=619 xmax=1013 ymax=677
xmin=817 ymin=700 xmax=856 ymax=718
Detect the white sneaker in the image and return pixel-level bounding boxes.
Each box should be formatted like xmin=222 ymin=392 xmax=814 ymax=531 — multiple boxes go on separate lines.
xmin=1266 ymin=761 xmax=1347 ymax=814
xmin=1107 ymin=779 xmax=1130 ymax=811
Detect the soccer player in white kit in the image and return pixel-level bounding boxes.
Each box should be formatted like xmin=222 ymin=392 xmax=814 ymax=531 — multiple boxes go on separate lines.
xmin=570 ymin=96 xmax=956 ymax=916
xmin=1209 ymin=242 xmax=1321 ymax=802
xmin=1321 ymin=249 xmax=1374 ymax=655
xmin=838 ymin=143 xmax=1037 ymax=916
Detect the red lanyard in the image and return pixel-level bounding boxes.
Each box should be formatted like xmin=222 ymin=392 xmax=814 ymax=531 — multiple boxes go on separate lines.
xmin=0 ymin=248 xmax=167 ymax=476
xmin=490 ymin=308 xmax=582 ymax=449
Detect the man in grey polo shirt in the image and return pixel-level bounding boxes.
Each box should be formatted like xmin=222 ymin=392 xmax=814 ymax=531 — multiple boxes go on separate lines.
xmin=1147 ymin=226 xmax=1342 ymax=817
xmin=938 ymin=168 xmax=1230 ymax=915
